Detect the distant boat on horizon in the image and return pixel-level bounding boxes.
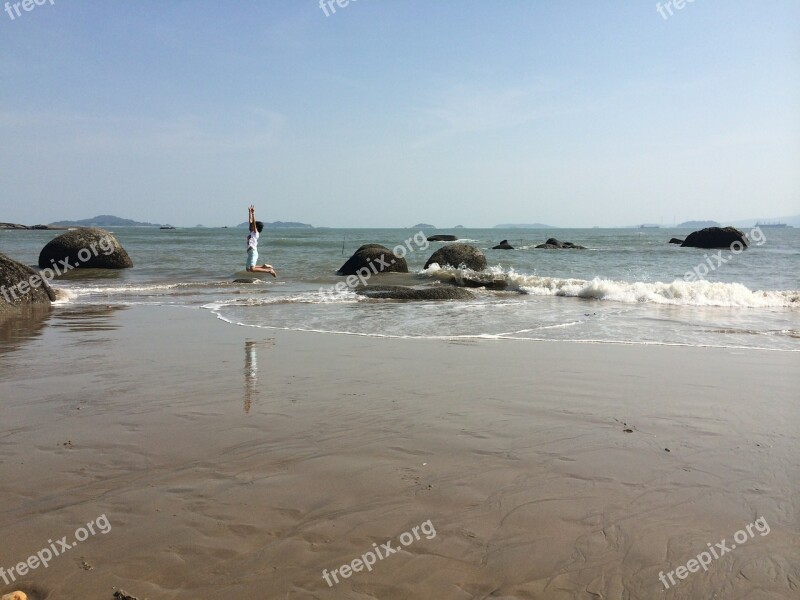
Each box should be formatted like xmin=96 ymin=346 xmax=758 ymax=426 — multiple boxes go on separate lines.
xmin=755 ymin=221 xmax=792 ymax=228
xmin=639 ymin=224 xmax=660 ymax=229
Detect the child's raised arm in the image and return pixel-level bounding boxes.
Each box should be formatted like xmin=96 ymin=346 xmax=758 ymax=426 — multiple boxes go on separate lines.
xmin=249 ymin=205 xmax=256 ymax=232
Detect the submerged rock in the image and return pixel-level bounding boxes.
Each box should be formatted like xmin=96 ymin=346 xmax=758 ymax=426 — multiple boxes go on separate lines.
xmin=436 ymin=271 xmax=509 ymax=290
xmin=337 ymin=244 xmax=408 ymax=276
xmin=424 ymin=243 xmax=487 ymax=271
xmin=492 ymin=239 xmax=514 ymax=250
xmin=356 ymin=285 xmax=474 ymax=300
xmin=535 ymin=238 xmax=586 ymax=250
xmin=39 ymin=228 xmax=133 ymax=269
xmin=681 ymin=227 xmax=747 ymax=249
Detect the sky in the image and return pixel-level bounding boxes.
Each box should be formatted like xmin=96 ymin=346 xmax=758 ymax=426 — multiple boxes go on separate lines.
xmin=0 ymin=1 xmax=798 ymax=228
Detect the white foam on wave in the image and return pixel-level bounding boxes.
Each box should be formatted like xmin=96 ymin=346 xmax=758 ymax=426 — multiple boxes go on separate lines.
xmin=422 ymin=265 xmax=799 ymax=308
xmin=518 ymin=276 xmax=798 ymax=308
xmin=51 ymin=288 xmax=78 ymax=304
xmin=62 ymin=283 xmax=190 ymax=296
xmin=202 ymin=288 xmax=359 ymax=311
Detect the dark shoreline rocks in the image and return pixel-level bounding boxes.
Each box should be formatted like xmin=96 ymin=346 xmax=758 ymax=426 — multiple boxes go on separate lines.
xmin=535 ymin=238 xmax=586 ymax=250
xmin=356 ymin=285 xmax=474 ymax=300
xmin=424 ymin=243 xmax=487 ymax=271
xmin=680 ymin=227 xmax=747 ymax=249
xmin=39 ymin=228 xmax=133 ymax=269
xmin=1 ymin=253 xmax=56 ymax=313
xmin=337 ymin=244 xmax=408 ymax=276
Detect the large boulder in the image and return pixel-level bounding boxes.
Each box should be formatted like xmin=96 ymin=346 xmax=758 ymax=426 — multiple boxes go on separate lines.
xmin=1 ymin=253 xmax=55 ymax=313
xmin=356 ymin=285 xmax=474 ymax=300
xmin=424 ymin=243 xmax=487 ymax=271
xmin=535 ymin=238 xmax=586 ymax=249
xmin=681 ymin=227 xmax=747 ymax=249
xmin=427 ymin=234 xmax=458 ymax=242
xmin=492 ymin=239 xmax=514 ymax=250
xmin=337 ymin=244 xmax=408 ymax=276
xmin=39 ymin=228 xmax=132 ymax=269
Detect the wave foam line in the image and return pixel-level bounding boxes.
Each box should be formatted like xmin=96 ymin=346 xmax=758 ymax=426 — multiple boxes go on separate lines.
xmin=422 ymin=266 xmax=799 ymax=308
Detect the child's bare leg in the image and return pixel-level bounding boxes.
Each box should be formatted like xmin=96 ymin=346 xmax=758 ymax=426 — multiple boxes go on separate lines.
xmin=249 ymin=265 xmax=277 ymax=277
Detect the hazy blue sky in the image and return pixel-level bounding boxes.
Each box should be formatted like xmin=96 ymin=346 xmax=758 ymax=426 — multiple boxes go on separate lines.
xmin=1 ymin=1 xmax=798 ymax=227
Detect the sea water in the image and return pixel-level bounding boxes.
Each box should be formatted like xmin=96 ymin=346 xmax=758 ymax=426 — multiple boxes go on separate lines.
xmin=1 ymin=227 xmax=798 ymax=350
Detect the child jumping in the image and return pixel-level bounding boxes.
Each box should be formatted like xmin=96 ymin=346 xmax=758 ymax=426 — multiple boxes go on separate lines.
xmin=246 ymin=205 xmax=277 ymax=277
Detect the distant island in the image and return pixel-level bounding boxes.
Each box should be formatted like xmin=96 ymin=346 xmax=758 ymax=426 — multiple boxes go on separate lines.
xmin=411 ymin=223 xmax=435 ymax=229
xmin=676 ymin=220 xmax=720 ymax=228
xmin=50 ymin=215 xmax=163 ymax=227
xmin=0 ymin=222 xmax=65 ymax=230
xmin=236 ymin=221 xmax=313 ymax=229
xmin=495 ymin=223 xmax=555 ymax=229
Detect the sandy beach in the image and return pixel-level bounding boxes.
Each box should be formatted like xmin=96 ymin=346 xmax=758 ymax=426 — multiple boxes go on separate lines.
xmin=0 ymin=305 xmax=797 ymax=599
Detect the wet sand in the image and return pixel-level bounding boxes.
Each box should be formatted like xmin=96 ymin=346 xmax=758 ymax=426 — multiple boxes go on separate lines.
xmin=0 ymin=305 xmax=798 ymax=599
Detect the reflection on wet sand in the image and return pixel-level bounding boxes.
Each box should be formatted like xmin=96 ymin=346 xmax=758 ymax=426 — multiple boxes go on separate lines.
xmin=48 ymin=305 xmax=127 ymax=333
xmin=0 ymin=305 xmax=52 ymax=357
xmin=244 ymin=339 xmax=273 ymax=414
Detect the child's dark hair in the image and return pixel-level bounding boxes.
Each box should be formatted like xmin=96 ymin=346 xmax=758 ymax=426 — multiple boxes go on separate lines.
xmin=255 ymin=221 xmax=264 ymax=233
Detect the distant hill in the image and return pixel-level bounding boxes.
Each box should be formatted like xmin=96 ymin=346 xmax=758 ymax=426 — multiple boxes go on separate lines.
xmin=236 ymin=221 xmax=313 ymax=229
xmin=676 ymin=220 xmax=720 ymax=228
xmin=495 ymin=223 xmax=555 ymax=229
xmin=50 ymin=215 xmax=162 ymax=227
xmin=411 ymin=223 xmax=435 ymax=229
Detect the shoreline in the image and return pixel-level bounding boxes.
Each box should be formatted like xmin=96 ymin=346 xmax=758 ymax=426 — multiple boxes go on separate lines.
xmin=0 ymin=304 xmax=798 ymax=599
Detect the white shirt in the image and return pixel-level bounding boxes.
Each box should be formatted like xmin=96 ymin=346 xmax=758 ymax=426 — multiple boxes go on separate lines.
xmin=247 ymin=230 xmax=259 ymax=251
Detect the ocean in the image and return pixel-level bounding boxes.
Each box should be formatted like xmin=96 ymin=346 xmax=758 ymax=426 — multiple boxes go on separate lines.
xmin=2 ymin=227 xmax=798 ymax=350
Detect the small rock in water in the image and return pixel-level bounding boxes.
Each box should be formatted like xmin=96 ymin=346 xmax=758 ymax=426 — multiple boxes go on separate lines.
xmin=113 ymin=590 xmax=140 ymax=600
xmin=2 ymin=592 xmax=28 ymax=600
